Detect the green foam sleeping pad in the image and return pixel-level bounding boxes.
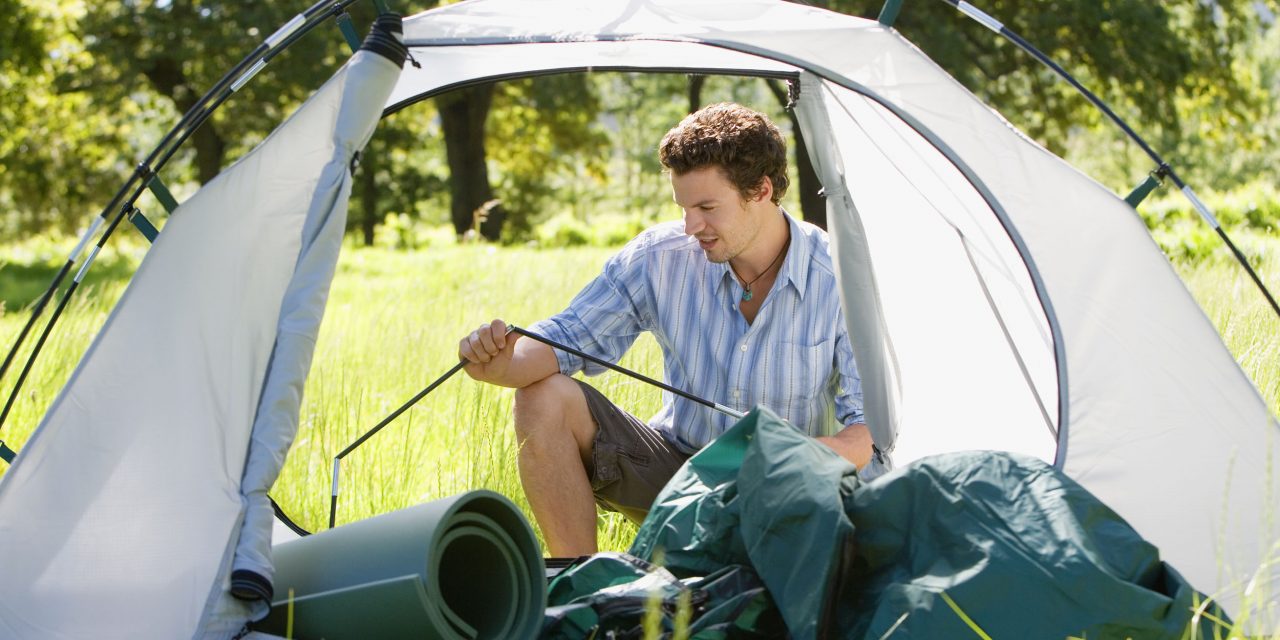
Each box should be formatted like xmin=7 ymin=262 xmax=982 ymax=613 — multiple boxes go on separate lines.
xmin=255 ymin=490 xmax=545 ymax=639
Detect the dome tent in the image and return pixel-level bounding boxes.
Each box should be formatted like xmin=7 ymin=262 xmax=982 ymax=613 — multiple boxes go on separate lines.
xmin=0 ymin=0 xmax=1275 ymax=637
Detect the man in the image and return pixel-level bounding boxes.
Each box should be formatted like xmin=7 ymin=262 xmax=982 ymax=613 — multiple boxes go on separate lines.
xmin=459 ymin=102 xmax=879 ymax=557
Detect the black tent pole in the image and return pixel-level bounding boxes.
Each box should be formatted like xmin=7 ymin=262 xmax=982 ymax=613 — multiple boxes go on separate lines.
xmin=0 ymin=0 xmax=364 ymax=438
xmin=937 ymin=0 xmax=1280 ymax=319
xmin=327 ymin=325 xmax=745 ymax=529
xmin=0 ymin=219 xmax=101 ymax=385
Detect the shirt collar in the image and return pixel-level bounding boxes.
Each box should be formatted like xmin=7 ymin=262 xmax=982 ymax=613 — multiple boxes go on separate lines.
xmin=778 ymin=209 xmax=812 ymax=300
xmin=712 ymin=208 xmax=811 ymax=300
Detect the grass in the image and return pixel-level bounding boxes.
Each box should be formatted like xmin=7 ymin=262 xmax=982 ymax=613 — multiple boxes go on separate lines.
xmin=0 ymin=231 xmax=1277 ymax=634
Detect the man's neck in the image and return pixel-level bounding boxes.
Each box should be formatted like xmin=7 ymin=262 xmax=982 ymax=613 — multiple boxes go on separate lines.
xmin=729 ymin=206 xmax=789 ymax=281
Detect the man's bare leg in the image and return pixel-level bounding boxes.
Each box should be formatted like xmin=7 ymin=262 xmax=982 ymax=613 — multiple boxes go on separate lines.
xmin=513 ymin=374 xmax=599 ymax=557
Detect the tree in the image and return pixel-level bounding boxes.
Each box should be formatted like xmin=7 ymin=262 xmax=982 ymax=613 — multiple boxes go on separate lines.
xmin=478 ymin=73 xmax=609 ymax=240
xmin=437 ymin=83 xmax=505 ymax=239
xmin=79 ymin=2 xmax=359 ymax=185
xmin=74 ymin=1 xmax=446 ymax=246
xmin=810 ymin=0 xmax=1272 ymax=189
xmin=0 ymin=0 xmax=142 ymax=234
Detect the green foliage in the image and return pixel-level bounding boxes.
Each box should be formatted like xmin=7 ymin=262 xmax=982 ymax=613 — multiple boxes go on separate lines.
xmin=0 ymin=232 xmax=1276 ymax=621
xmin=825 ymin=0 xmax=1277 ymax=192
xmin=0 ymin=231 xmax=147 ymax=311
xmin=531 ymin=213 xmax=653 ymax=249
xmin=350 ymin=119 xmax=451 ymax=243
xmin=0 ymin=1 xmax=149 ymax=235
xmin=79 ymin=0 xmax=358 ymax=157
xmin=0 ymin=1 xmax=449 ymax=239
xmin=371 ymin=213 xmax=455 ymax=251
xmin=1138 ymin=180 xmax=1280 ymax=262
xmin=3 ymin=0 xmax=1278 ymax=262
xmin=534 ymin=213 xmax=592 ymax=248
xmin=486 ymin=73 xmax=610 ymax=239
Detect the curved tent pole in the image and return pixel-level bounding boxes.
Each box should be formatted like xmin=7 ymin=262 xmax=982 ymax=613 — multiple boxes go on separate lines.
xmin=0 ymin=0 xmax=368 ymax=437
xmin=382 ymin=34 xmax=1072 ymax=467
xmin=936 ymin=0 xmax=1280 ymax=319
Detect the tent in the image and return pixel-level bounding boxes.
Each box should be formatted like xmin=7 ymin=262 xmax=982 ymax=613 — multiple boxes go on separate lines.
xmin=0 ymin=0 xmax=1275 ymax=637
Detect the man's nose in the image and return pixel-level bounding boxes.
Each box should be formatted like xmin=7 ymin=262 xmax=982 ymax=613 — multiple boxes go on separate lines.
xmin=683 ymin=209 xmax=704 ymax=236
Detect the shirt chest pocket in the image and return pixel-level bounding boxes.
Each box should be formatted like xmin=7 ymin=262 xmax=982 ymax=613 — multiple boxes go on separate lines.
xmin=759 ymin=339 xmax=836 ymax=409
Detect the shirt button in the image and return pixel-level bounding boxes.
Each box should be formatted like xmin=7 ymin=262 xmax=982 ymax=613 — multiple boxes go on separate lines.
xmin=732 ymin=389 xmax=741 ymax=399
xmin=740 ymin=344 xmax=748 ymax=352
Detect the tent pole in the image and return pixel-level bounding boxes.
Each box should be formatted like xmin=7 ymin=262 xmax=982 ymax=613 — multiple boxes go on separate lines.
xmin=510 ymin=326 xmax=746 ymax=419
xmin=939 ymin=0 xmax=1280 ymax=320
xmin=0 ymin=203 xmax=131 ymax=435
xmin=0 ymin=216 xmax=103 ymax=389
xmin=327 ymin=326 xmax=746 ymax=528
xmin=0 ymin=0 xmax=366 ymax=437
xmin=878 ymin=0 xmax=905 ymax=27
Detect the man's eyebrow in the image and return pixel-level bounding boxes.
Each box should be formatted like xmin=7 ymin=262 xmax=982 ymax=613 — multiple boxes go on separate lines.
xmin=675 ymin=197 xmax=720 ymax=208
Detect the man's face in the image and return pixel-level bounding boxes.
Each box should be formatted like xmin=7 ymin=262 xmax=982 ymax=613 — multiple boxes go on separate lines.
xmin=671 ymin=166 xmax=766 ymax=264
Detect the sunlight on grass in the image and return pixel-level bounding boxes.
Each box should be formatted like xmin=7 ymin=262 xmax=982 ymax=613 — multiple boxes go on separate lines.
xmin=1 ymin=232 xmax=1278 ymax=633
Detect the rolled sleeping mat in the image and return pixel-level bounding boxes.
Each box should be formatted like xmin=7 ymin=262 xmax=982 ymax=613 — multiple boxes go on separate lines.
xmin=254 ymin=490 xmax=545 ymax=639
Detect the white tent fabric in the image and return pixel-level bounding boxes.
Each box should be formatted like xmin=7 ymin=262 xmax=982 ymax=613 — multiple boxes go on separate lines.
xmin=0 ymin=49 xmax=399 ymax=639
xmin=394 ymin=0 xmax=1280 ymax=618
xmin=0 ymin=0 xmax=1275 ymax=637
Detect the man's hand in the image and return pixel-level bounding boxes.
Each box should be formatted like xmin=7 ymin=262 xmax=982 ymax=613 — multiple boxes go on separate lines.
xmin=816 ymin=423 xmax=873 ymax=468
xmin=459 ymin=319 xmax=518 ymax=385
xmin=458 ymin=319 xmax=561 ymax=388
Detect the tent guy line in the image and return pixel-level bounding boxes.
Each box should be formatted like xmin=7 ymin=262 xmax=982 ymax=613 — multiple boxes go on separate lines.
xmin=327 ymin=324 xmax=746 ymax=529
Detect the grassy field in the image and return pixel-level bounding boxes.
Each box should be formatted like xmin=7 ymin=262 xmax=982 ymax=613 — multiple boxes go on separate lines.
xmin=0 ymin=232 xmax=1278 ymax=629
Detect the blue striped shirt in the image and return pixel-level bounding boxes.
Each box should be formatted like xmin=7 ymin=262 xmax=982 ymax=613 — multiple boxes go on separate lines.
xmin=529 ymin=212 xmax=864 ymax=454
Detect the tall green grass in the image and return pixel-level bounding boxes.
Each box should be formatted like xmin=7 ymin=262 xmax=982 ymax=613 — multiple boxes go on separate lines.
xmin=0 ymin=233 xmax=1277 ymax=631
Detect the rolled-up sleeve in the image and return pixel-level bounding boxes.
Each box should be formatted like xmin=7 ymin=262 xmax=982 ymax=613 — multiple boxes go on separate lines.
xmin=833 ymin=324 xmax=864 ymax=426
xmin=527 ymin=238 xmax=652 ymax=376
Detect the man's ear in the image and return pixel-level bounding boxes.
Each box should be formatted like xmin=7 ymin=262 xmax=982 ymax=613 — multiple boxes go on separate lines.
xmin=752 ymin=176 xmax=774 ymax=203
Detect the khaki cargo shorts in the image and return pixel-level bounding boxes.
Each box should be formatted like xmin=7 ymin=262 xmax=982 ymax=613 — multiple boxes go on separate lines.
xmin=574 ymin=379 xmax=690 ymax=523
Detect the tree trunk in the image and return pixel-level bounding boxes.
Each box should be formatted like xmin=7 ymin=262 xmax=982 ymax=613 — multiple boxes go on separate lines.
xmin=767 ymin=79 xmax=825 ymax=229
xmin=437 ymin=83 xmax=506 ymax=240
xmin=142 ymin=57 xmax=225 ymax=185
xmin=790 ymin=120 xmax=825 ymax=229
xmin=359 ymin=143 xmax=378 ymax=246
xmin=688 ymin=75 xmax=706 ymax=114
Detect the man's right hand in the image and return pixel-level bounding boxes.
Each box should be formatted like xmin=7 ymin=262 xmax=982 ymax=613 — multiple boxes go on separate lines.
xmin=459 ymin=318 xmax=519 ymax=384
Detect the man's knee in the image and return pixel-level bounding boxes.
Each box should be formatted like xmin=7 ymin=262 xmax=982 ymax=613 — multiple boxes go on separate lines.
xmin=514 ymin=374 xmax=576 ymax=427
xmin=513 ymin=374 xmax=595 ymax=455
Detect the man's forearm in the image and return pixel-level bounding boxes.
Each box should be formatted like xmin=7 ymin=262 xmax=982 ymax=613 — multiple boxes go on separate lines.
xmin=486 ymin=339 xmax=561 ymax=388
xmin=459 ymin=319 xmax=563 ymax=388
xmin=816 ymin=423 xmax=873 ymax=468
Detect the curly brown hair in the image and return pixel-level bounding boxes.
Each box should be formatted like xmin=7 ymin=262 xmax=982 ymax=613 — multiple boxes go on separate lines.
xmin=658 ymin=103 xmax=789 ymax=205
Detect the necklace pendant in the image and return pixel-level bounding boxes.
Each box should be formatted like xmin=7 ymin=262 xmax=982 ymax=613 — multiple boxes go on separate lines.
xmin=741 ymin=288 xmax=753 ymax=302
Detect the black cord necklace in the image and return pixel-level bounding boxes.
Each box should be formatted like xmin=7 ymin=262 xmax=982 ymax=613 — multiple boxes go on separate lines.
xmin=729 ymin=236 xmax=790 ymax=302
